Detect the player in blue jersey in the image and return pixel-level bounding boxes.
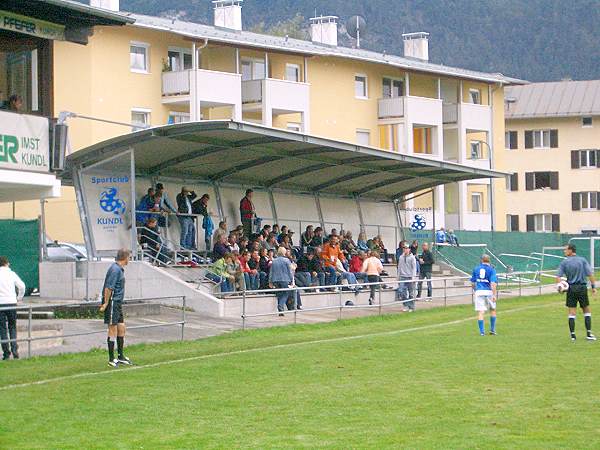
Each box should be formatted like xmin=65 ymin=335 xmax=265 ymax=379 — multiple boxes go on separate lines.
xmin=470 ymin=255 xmax=498 ymax=336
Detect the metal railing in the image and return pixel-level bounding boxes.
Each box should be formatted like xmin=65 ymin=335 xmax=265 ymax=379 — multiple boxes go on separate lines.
xmin=0 ymin=296 xmax=186 ymax=359
xmin=236 ymin=269 xmax=564 ymax=329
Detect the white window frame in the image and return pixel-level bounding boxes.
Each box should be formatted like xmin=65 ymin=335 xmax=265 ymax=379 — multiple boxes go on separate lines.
xmin=579 ymin=192 xmax=598 ymax=211
xmin=241 ymin=58 xmax=266 ymax=81
xmin=286 ymin=122 xmax=302 ymax=132
xmin=471 ymin=192 xmax=483 ymax=213
xmin=580 ymin=149 xmax=597 ymax=168
xmin=506 ymin=214 xmax=518 ymax=232
xmin=534 ymin=213 xmax=553 ymax=233
xmin=285 ymin=63 xmax=300 ymax=82
xmin=355 ymin=74 xmax=368 ymax=99
xmin=356 ymin=129 xmax=371 ymax=146
xmin=130 ymin=41 xmax=150 ymax=73
xmin=167 ymin=47 xmax=193 ymax=72
xmin=469 ymin=89 xmax=481 ymax=104
xmin=470 ymin=141 xmax=483 ymax=160
xmin=131 ymin=108 xmax=151 ymax=132
xmin=168 ymin=111 xmax=190 ymax=124
xmin=582 ymin=116 xmax=593 ymax=128
xmin=532 ymin=129 xmax=551 ymax=149
xmin=382 ymin=77 xmax=403 ymax=98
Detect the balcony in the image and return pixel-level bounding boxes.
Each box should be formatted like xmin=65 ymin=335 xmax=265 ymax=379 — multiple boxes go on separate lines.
xmin=442 ymin=103 xmax=458 ymax=123
xmin=161 ymin=69 xmax=242 ymax=110
xmin=460 ymin=103 xmax=492 ymax=131
xmin=378 ymin=96 xmax=442 ymax=126
xmin=242 ymin=78 xmax=310 ymax=115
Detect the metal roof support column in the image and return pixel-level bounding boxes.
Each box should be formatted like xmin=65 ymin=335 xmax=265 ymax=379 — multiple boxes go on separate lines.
xmin=354 ymin=195 xmax=365 ymax=232
xmin=129 ymin=148 xmax=138 ymax=259
xmin=314 ymin=193 xmax=325 ymax=231
xmin=212 ymin=182 xmax=225 ymax=221
xmin=394 ymin=198 xmax=406 ymax=243
xmin=267 ymin=189 xmax=278 ymax=225
xmin=431 ymin=187 xmax=436 ymax=245
xmin=235 ymin=48 xmax=240 ymax=74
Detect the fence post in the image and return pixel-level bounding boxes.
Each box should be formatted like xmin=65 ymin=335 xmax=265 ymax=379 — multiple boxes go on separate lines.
xmin=518 ymin=276 xmax=522 ymax=297
xmin=338 ymin=288 xmax=343 ymax=320
xmin=242 ymin=289 xmax=246 ymax=331
xmin=294 ymin=287 xmax=298 ymax=325
xmin=538 ymin=271 xmax=542 ymax=296
xmin=28 ymin=305 xmax=32 ymax=358
xmin=443 ymin=278 xmax=447 ymax=308
xmin=378 ymin=281 xmax=382 ymax=316
xmin=181 ymin=296 xmax=186 ymax=341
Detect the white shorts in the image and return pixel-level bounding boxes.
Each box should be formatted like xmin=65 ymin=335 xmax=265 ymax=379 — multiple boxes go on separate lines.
xmin=474 ymin=291 xmax=496 ymax=312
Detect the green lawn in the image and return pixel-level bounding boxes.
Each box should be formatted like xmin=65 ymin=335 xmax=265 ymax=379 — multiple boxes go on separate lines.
xmin=1 ymin=293 xmax=600 ymax=449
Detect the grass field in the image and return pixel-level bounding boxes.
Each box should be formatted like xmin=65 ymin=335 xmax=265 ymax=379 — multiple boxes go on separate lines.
xmin=1 ymin=292 xmax=600 ymax=449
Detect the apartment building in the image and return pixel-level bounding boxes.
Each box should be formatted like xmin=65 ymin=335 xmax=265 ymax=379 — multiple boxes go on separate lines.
xmin=1 ymin=0 xmax=520 ymax=241
xmin=504 ymin=80 xmax=600 ymax=235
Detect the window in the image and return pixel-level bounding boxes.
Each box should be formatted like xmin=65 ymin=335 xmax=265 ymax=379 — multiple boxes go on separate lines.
xmin=168 ymin=112 xmax=190 ymax=124
xmin=572 ymin=149 xmax=599 ymax=169
xmin=572 ymin=192 xmax=600 ymax=211
xmin=582 ymin=229 xmax=599 ymax=235
xmin=285 ymin=64 xmax=300 ymax=82
xmin=469 ymin=89 xmax=481 ymax=104
xmin=167 ymin=48 xmax=192 ymax=72
xmin=131 ymin=109 xmax=150 ymax=131
xmin=534 ymin=213 xmax=553 ymax=232
xmin=286 ymin=122 xmax=302 ymax=132
xmin=505 ymin=130 xmax=518 ymax=149
xmin=525 ymin=171 xmax=559 ymax=190
xmin=471 ymin=192 xmax=483 ymax=213
xmin=506 ymin=173 xmax=518 ymax=191
xmin=241 ymin=59 xmax=266 ymax=81
xmin=582 ymin=116 xmax=593 ymax=127
xmin=470 ymin=141 xmax=483 ymax=159
xmin=356 ymin=129 xmax=371 ymax=146
xmin=130 ymin=42 xmax=149 ymax=73
xmin=413 ymin=127 xmax=433 ymax=154
xmin=378 ymin=124 xmax=399 ymax=152
xmin=524 ymin=129 xmax=558 ymax=149
xmin=506 ymin=214 xmax=519 ymax=232
xmin=355 ymin=74 xmax=368 ymax=98
xmin=382 ymin=78 xmax=403 ymax=98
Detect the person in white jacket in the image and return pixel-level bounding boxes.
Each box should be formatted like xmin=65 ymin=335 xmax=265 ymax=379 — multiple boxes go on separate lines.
xmin=0 ymin=256 xmax=25 ymax=360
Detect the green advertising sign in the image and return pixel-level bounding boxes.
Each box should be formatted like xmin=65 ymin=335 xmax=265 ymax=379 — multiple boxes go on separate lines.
xmin=0 ymin=10 xmax=65 ymax=41
xmin=0 ymin=111 xmax=50 ymax=173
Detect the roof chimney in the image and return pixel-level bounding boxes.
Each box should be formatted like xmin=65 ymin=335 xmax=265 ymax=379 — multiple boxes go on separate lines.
xmin=310 ymin=16 xmax=338 ymax=46
xmin=89 ymin=0 xmax=119 ymax=12
xmin=402 ymin=32 xmax=429 ymax=61
xmin=213 ymin=0 xmax=243 ymax=31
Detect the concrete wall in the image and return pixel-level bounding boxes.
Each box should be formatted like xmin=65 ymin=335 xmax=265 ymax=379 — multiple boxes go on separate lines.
xmin=39 ymin=261 xmax=224 ymax=316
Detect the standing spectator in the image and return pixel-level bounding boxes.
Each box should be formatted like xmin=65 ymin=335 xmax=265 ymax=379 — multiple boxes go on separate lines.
xmin=193 ymin=194 xmax=213 ymax=253
xmin=176 ymin=187 xmax=197 ymax=250
xmin=357 ymin=232 xmax=369 ymax=253
xmin=0 ymin=256 xmax=25 ymax=360
xmin=269 ymin=247 xmax=296 ymax=316
xmin=410 ymin=240 xmax=419 ymax=256
xmin=207 ymin=253 xmax=235 ymax=293
xmin=397 ymin=243 xmax=417 ymax=312
xmin=349 ymin=251 xmax=368 ymax=283
xmin=213 ymin=235 xmax=229 ymax=260
xmin=239 ymin=189 xmax=256 ymax=238
xmin=361 ymin=251 xmax=383 ymax=306
xmin=135 ymin=187 xmax=155 ymax=226
xmin=239 ymin=250 xmax=259 ymax=291
xmin=155 ymin=183 xmax=177 ymax=217
xmin=436 ymin=227 xmax=446 ymax=244
xmin=213 ymin=221 xmax=228 ymax=246
xmin=417 ymin=242 xmax=434 ymax=300
xmin=99 ymin=249 xmax=132 ymax=367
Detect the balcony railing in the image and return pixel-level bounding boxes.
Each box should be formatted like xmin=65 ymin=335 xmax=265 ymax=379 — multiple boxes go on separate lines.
xmin=242 ymin=79 xmax=263 ymax=103
xmin=378 ymin=97 xmax=405 ymax=119
xmin=442 ymin=103 xmax=458 ymax=123
xmin=162 ymin=70 xmax=191 ymax=96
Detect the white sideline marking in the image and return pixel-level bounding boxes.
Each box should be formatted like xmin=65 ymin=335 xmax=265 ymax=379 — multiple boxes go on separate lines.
xmin=1 ymin=302 xmax=554 ymax=392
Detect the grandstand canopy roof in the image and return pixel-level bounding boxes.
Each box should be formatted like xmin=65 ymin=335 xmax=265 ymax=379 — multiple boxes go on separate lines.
xmin=64 ymin=120 xmax=507 ymax=201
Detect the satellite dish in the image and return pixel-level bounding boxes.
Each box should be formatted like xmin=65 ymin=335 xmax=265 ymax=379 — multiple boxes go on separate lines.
xmin=346 ymin=15 xmax=366 ymax=48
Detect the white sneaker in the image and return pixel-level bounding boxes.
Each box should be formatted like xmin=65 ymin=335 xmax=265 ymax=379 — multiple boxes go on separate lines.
xmin=587 ymin=334 xmax=597 ymax=341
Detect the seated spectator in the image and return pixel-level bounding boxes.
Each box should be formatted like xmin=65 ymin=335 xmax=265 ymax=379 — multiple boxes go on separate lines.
xmin=277 ymin=225 xmax=289 ymax=243
xmin=377 ymin=235 xmax=391 ymax=263
xmin=312 ymin=227 xmax=325 ymax=247
xmin=435 ymin=227 xmax=446 ymax=244
xmin=260 ymin=224 xmax=272 ymax=239
xmin=207 ymin=253 xmax=235 ymax=293
xmin=249 ymin=239 xmax=261 ymax=253
xmin=269 ymin=247 xmax=297 ymax=316
xmin=334 ymin=258 xmax=361 ymax=293
xmin=362 ymin=251 xmax=383 ymax=305
xmin=239 ymin=250 xmax=259 ymax=291
xmin=213 ymin=235 xmax=229 ymax=260
xmin=368 ymin=236 xmax=390 ymax=263
xmin=136 ymin=188 xmax=155 ymax=226
xmin=349 ymin=251 xmax=368 ymax=283
xmin=227 ymin=251 xmax=245 ymax=291
xmin=239 ymin=236 xmax=249 ymax=252
xmin=295 ymin=249 xmax=325 ymax=288
xmin=410 ymin=240 xmax=419 ymax=256
xmin=446 ymin=229 xmax=460 ymax=247
xmin=260 ymin=248 xmax=273 ymax=279
xmin=341 ymin=231 xmax=358 ymax=259
xmin=287 ymin=230 xmax=296 ymax=247
xmin=320 ymin=235 xmax=347 ymax=288
xmin=248 ymin=249 xmax=267 ymax=289
xmin=140 ymin=217 xmax=170 ymax=265
xmin=279 ymin=234 xmax=297 ymax=260
xmin=301 ymin=225 xmax=315 ymax=250
xmin=272 ymin=224 xmax=281 ymax=239
xmin=213 ymin=221 xmax=228 ymax=246
xmin=1 ymin=94 xmax=23 ymax=112
xmin=264 ymin=233 xmax=278 ymax=251
xmin=227 ymin=233 xmax=240 ymax=254
xmin=357 ymin=232 xmax=369 ymax=253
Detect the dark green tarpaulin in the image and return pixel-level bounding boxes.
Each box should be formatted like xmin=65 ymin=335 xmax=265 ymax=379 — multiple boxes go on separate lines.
xmin=0 ymin=219 xmax=39 ymax=291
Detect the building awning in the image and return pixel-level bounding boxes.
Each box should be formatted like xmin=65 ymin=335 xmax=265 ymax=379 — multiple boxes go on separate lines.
xmin=64 ymin=120 xmax=507 ymax=201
